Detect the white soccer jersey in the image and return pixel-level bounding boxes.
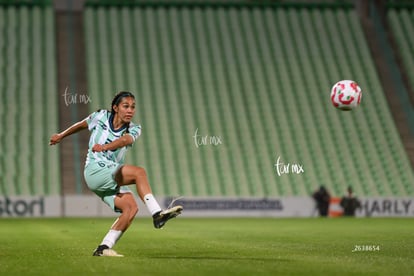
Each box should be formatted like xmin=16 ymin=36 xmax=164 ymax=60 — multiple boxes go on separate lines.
xmin=85 ymin=109 xmax=141 ymax=166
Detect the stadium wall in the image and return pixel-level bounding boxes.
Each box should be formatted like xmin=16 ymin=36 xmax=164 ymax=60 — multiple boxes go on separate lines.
xmin=1 ymin=196 xmax=414 ymax=218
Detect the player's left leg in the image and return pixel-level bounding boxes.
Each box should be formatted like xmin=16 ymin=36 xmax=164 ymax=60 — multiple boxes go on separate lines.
xmin=114 ymin=165 xmax=183 ymax=229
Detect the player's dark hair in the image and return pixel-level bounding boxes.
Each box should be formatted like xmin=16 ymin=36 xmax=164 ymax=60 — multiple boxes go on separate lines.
xmin=111 ymin=91 xmax=135 ymax=114
xmin=110 ymin=91 xmax=135 ymax=134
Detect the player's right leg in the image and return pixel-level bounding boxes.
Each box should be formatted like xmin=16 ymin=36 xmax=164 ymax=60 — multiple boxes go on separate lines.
xmin=92 ymin=192 xmax=138 ymax=257
xmin=84 ymin=162 xmax=136 ymax=256
xmin=112 ymin=192 xmax=139 ymax=230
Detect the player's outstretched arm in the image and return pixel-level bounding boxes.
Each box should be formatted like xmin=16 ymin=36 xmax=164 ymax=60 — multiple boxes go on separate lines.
xmin=49 ymin=119 xmax=88 ymax=145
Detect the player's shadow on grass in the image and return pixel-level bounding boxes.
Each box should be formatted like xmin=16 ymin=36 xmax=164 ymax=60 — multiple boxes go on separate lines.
xmin=150 ymin=256 xmax=290 ymax=262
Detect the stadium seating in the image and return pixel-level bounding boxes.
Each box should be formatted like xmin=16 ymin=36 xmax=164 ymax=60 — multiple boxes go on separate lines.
xmin=0 ymin=4 xmax=60 ymax=196
xmin=83 ymin=3 xmax=414 ymax=197
xmin=387 ymin=8 xmax=414 ymax=96
xmin=3 ymin=1 xmax=412 ymax=198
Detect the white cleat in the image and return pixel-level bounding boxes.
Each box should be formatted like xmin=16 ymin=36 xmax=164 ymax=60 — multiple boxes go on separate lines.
xmin=102 ymin=249 xmax=124 ymax=257
xmin=93 ymin=245 xmax=124 ymax=257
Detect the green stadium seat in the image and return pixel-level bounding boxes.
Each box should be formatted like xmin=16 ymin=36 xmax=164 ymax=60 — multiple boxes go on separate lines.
xmin=0 ymin=5 xmax=60 ymax=196
xmin=83 ymin=4 xmax=414 ymax=198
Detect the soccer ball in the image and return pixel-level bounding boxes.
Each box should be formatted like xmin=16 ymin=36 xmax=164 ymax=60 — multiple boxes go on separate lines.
xmin=330 ymin=80 xmax=362 ymax=111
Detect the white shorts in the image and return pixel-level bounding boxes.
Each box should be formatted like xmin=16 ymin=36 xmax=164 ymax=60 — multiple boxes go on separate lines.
xmin=84 ymin=160 xmax=131 ymax=212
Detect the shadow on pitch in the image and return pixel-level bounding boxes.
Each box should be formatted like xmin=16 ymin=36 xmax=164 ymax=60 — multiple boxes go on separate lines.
xmin=149 ymin=255 xmax=291 ymax=262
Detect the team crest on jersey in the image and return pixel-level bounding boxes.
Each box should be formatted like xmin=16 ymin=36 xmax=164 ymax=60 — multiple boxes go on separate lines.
xmin=98 ymin=122 xmax=107 ymax=131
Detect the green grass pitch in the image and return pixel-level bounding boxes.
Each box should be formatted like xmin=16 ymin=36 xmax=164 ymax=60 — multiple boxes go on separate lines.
xmin=0 ymin=218 xmax=413 ymax=275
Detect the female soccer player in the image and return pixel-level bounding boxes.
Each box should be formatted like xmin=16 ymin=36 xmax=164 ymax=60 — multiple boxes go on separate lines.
xmin=49 ymin=91 xmax=182 ymax=257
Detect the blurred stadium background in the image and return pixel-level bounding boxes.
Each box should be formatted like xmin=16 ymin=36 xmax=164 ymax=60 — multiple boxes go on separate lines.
xmin=0 ymin=0 xmax=413 ymax=217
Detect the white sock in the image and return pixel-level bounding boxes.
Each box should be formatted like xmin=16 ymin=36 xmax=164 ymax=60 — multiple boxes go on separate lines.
xmin=101 ymin=229 xmax=123 ymax=248
xmin=143 ymin=194 xmax=162 ymax=215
